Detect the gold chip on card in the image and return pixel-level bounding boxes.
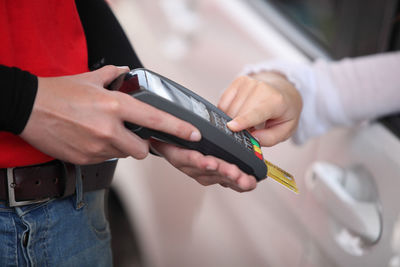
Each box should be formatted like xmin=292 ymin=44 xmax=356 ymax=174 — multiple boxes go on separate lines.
xmin=264 ymin=159 xmax=299 ymax=194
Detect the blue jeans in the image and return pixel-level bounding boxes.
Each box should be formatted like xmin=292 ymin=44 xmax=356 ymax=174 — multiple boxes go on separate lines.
xmin=0 ymin=188 xmax=112 ymax=266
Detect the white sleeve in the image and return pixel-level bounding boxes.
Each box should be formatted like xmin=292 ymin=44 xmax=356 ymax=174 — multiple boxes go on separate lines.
xmin=242 ymin=51 xmax=400 ymax=144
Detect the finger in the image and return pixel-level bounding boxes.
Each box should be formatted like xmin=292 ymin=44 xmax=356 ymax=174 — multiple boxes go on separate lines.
xmin=95 ymin=145 xmax=130 ymax=161
xmin=216 ymin=160 xmax=242 ymax=183
xmin=224 ymin=83 xmax=254 ymax=119
xmin=118 ymin=94 xmax=201 ymax=142
xmin=218 ymin=80 xmax=240 ymax=112
xmin=185 ymin=153 xmax=249 ymax=187
xmin=226 ymin=182 xmax=248 ymax=193
xmin=216 ymin=169 xmax=256 ymax=192
xmin=180 ymin=168 xmax=224 ymax=186
xmin=216 ymin=164 xmax=257 ymax=192
xmin=148 ymin=140 xmax=174 ymax=158
xmin=150 ymin=140 xmax=196 ymax=166
xmin=152 ymin=141 xmax=219 ymax=170
xmin=218 ymin=76 xmax=256 ymax=113
xmin=68 ymin=145 xmax=128 ymax=165
xmin=92 ymin=65 xmax=130 ymax=87
xmin=112 ymin=124 xmax=150 ymax=159
xmin=151 ymin=141 xmax=237 ymax=181
xmin=251 ymin=121 xmax=294 ymax=147
xmin=226 ymin=83 xmax=280 ymax=132
xmin=236 ymin=175 xmax=257 ymax=191
xmin=184 ymin=161 xmax=247 ymax=188
xmin=219 ymin=182 xmax=229 ymax=187
xmin=152 ymin=142 xmax=226 ymax=186
xmin=179 ymin=164 xmax=247 ymax=189
xmin=227 ymin=105 xmax=272 ymax=132
xmin=227 ymin=90 xmax=272 ymax=132
xmin=150 ymin=139 xmax=256 ymax=191
xmin=219 ymin=181 xmax=243 ymax=192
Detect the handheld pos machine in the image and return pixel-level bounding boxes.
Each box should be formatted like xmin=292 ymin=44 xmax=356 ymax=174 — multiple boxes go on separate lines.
xmin=109 ymin=68 xmax=297 ymax=193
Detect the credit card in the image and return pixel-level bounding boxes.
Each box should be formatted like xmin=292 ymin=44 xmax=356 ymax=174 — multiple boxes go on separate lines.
xmin=264 ymin=159 xmax=299 ymax=194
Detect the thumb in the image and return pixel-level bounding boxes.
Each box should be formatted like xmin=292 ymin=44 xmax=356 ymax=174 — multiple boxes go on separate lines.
xmin=93 ymin=65 xmax=130 ymax=87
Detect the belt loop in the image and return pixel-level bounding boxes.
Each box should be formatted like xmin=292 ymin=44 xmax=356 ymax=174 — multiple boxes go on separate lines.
xmin=60 ymin=161 xmax=76 ymax=198
xmin=74 ymin=165 xmax=85 ymax=210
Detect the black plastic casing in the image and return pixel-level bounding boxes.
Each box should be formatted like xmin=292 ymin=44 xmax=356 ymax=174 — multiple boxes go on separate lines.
xmin=109 ymin=68 xmax=267 ymax=181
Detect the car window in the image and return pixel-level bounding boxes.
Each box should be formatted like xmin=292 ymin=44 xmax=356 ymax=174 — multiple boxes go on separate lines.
xmin=254 ymin=0 xmax=398 ymax=59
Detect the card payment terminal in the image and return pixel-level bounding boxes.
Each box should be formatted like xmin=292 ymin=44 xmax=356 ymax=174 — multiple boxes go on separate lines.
xmin=109 ymin=68 xmax=268 ymax=181
xmin=109 ymin=68 xmax=298 ymax=193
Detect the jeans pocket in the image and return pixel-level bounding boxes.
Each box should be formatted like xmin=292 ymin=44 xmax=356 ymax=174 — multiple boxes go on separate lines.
xmin=83 ymin=190 xmax=111 ymax=241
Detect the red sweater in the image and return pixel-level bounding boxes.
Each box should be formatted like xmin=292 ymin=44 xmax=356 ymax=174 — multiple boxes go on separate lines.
xmin=0 ymin=1 xmax=89 ymax=167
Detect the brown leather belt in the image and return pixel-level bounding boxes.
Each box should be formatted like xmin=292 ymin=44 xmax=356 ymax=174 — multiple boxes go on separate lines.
xmin=0 ymin=159 xmax=117 ymax=207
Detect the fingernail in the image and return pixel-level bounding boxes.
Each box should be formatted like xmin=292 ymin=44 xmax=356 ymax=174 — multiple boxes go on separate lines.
xmin=117 ymin=66 xmax=130 ymax=70
xmin=190 ymin=131 xmax=201 ymax=141
xmin=227 ymin=120 xmax=238 ymax=130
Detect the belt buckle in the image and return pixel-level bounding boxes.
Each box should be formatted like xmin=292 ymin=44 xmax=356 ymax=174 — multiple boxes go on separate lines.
xmin=6 ymin=168 xmax=50 ymax=207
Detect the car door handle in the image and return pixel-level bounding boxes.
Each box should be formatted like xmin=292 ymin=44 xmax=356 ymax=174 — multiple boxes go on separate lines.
xmin=305 ymin=162 xmax=382 ymax=244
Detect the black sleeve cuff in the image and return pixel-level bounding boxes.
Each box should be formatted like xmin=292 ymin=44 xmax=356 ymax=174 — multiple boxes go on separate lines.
xmin=0 ymin=65 xmax=38 ymax=134
xmin=75 ymin=0 xmax=144 ymax=70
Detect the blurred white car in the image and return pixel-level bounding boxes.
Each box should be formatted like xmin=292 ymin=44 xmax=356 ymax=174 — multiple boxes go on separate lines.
xmin=107 ymin=0 xmax=400 ymax=266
